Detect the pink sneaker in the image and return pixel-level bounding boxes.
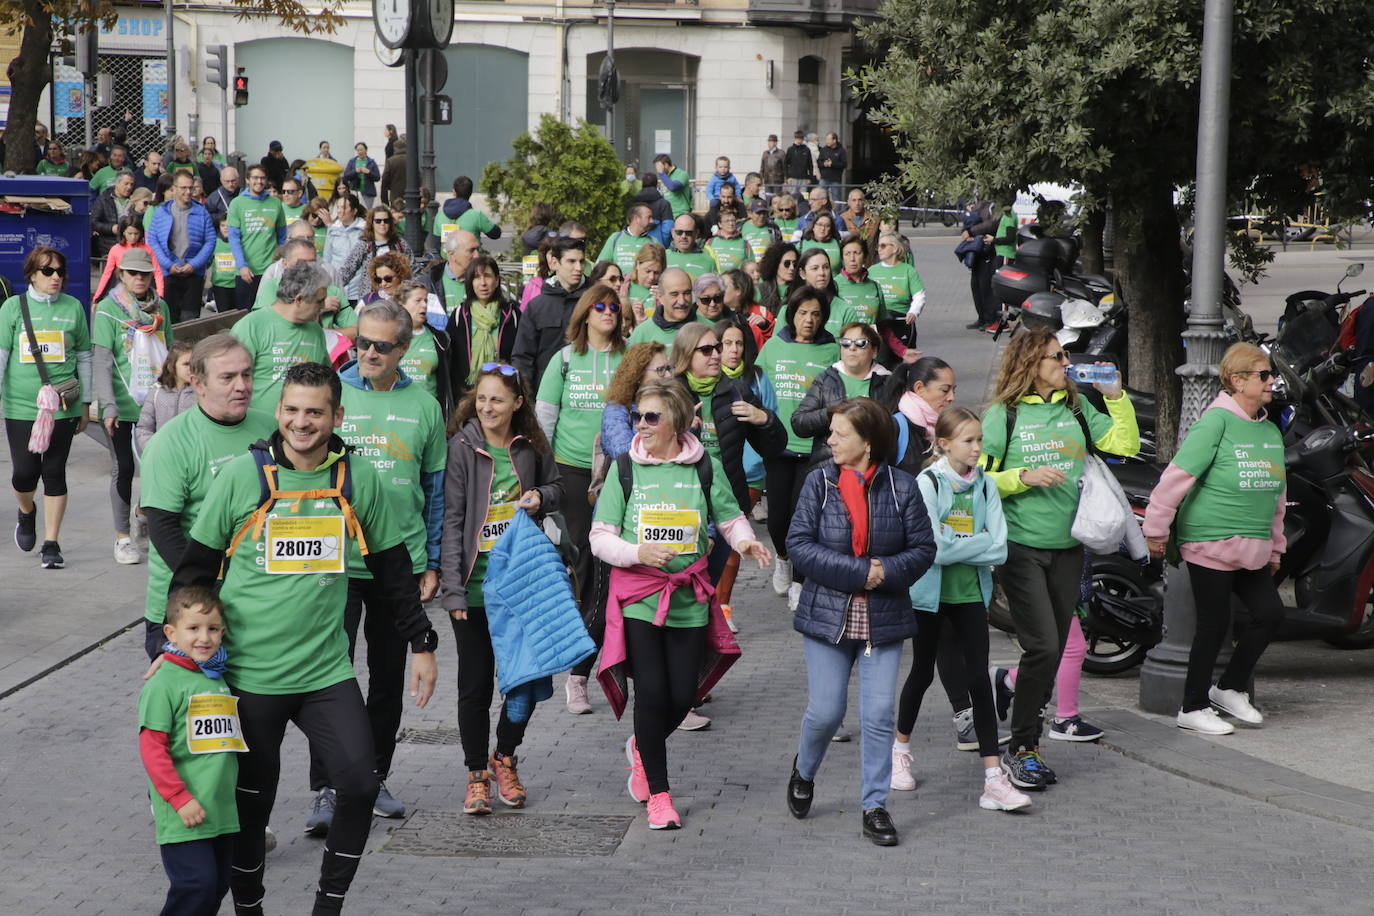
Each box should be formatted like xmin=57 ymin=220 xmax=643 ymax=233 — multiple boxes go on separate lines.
xmin=625 ymin=735 xmax=649 ymax=803
xmin=646 ymin=792 xmax=681 ymax=830
xmin=979 ymin=771 xmax=1032 ymax=811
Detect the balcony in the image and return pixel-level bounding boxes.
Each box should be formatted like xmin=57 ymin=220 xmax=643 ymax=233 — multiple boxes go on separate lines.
xmin=746 ymin=0 xmax=880 ymax=31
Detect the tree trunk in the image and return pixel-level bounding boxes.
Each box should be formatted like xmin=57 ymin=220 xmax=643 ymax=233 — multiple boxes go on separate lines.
xmin=5 ymin=10 xmax=54 ymax=175
xmin=1115 ymin=182 xmax=1186 ymax=460
xmin=1078 ymin=206 xmax=1106 ymax=276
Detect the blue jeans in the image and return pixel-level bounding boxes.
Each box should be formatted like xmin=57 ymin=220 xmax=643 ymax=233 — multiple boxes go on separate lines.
xmin=796 ymin=634 xmax=903 ymax=811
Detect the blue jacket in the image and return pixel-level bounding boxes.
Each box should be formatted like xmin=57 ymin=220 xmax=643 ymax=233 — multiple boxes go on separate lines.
xmin=148 ymin=199 xmax=216 ymax=273
xmin=343 ymin=156 xmax=379 ymax=197
xmin=787 ymin=462 xmax=935 ymax=645
xmin=706 ymin=171 xmax=741 ymax=203
xmin=908 ymin=467 xmax=1007 ymax=612
xmin=484 ymin=510 xmax=596 ymax=717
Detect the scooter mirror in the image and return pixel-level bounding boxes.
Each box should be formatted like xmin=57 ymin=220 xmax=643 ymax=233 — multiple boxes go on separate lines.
xmin=1347 ymin=263 xmax=1365 ymax=278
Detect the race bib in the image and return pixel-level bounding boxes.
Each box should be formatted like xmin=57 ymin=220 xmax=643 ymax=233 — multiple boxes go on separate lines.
xmin=19 ymin=330 xmax=64 ymax=364
xmin=945 ymin=511 xmax=974 ymax=535
xmin=522 ymin=254 xmax=540 ymax=278
xmin=439 ymin=222 xmax=458 ymax=246
xmin=214 ymin=251 xmax=236 ymax=273
xmin=265 ymin=515 xmax=345 ymax=574
xmin=638 ymin=509 xmax=700 ymax=554
xmin=478 ymin=502 xmax=517 ymax=553
xmin=186 ymin=693 xmax=247 ymax=754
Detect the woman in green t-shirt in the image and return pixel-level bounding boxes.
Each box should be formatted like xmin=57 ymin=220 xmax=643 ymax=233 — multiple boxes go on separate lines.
xmin=626 ymin=242 xmax=666 ymax=326
xmin=757 ymin=241 xmax=799 ymax=323
xmin=791 ymin=322 xmax=890 ymax=471
xmin=442 ymin=364 xmax=563 ymax=814
xmin=869 ymin=231 xmax=925 ymax=320
xmin=800 ymin=213 xmax=842 ymax=272
xmin=0 ymin=246 xmax=92 ymax=570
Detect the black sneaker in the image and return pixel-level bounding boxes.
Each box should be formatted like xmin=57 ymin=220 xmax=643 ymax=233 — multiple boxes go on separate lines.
xmin=39 ymin=540 xmax=63 ymax=569
xmin=14 ymin=507 xmax=36 ymax=552
xmin=1029 ymin=748 xmax=1057 ymax=785
xmin=862 ymin=807 xmax=899 ymax=847
xmin=1001 ymin=748 xmax=1049 ymax=791
xmin=305 ymin=787 xmax=335 ymax=837
xmin=965 ymin=319 xmax=985 ymax=330
xmin=787 ymin=755 xmax=813 ymax=819
xmin=989 ymin=667 xmax=1014 ymax=721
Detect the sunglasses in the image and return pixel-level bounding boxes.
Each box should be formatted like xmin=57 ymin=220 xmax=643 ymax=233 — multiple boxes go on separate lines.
xmin=838 ymin=338 xmax=871 ymax=350
xmin=37 ymin=265 xmax=65 ymax=277
xmin=592 ymin=302 xmax=621 ymax=314
xmin=284 ymin=188 xmax=302 ymax=195
xmin=630 ymin=410 xmax=664 ymax=427
xmin=356 ymin=335 xmax=402 ymax=354
xmin=374 ymin=217 xmax=393 ymax=224
xmin=480 ymin=362 xmax=518 ymax=376
xmin=694 ymin=342 xmax=723 ymax=356
xmin=777 ymin=209 xmax=796 ymax=216
xmin=780 ymin=259 xmax=797 ymax=268
xmin=698 ymin=294 xmax=724 ymax=305
xmin=672 ymin=229 xmax=695 ymax=236
xmin=650 ymin=364 xmax=674 ymax=377
xmin=375 ymin=273 xmax=398 ymax=283
xmin=123 ymin=269 xmax=153 ymax=278
xmin=1239 ymin=369 xmax=1274 ymax=382
xmin=1042 ymin=350 xmax=1068 ymax=363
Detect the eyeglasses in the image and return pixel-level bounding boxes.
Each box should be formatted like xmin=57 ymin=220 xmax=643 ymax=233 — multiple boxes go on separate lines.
xmin=1238 ymin=369 xmax=1274 ymax=382
xmin=592 ymin=302 xmax=621 ymax=314
xmin=839 ymin=338 xmax=871 ymax=350
xmin=650 ymin=364 xmax=674 ymax=377
xmin=37 ymin=265 xmax=65 ymax=277
xmin=374 ymin=217 xmax=393 ymax=225
xmin=630 ymin=410 xmax=664 ymax=427
xmin=780 ymin=259 xmax=797 ymax=268
xmin=1042 ymin=350 xmax=1068 ymax=363
xmin=694 ymin=343 xmax=723 ymax=356
xmin=672 ymin=229 xmax=695 ymax=236
xmin=480 ymin=362 xmax=518 ymax=376
xmin=284 ymin=188 xmax=302 ymax=195
xmin=356 ymin=335 xmax=402 ymax=354
xmin=698 ymin=294 xmax=724 ymax=305
xmin=375 ymin=273 xmax=398 ymax=283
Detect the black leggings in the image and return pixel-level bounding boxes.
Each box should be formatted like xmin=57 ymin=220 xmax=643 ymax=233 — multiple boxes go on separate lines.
xmin=624 ymin=617 xmax=706 ymax=795
xmin=561 ymin=463 xmax=603 ymax=679
xmin=6 ymin=416 xmax=78 ymax=496
xmin=764 ymin=454 xmax=810 ymax=563
xmin=897 ymin=602 xmax=1000 ymax=757
xmin=211 ymin=286 xmax=236 ymax=315
xmin=448 ymin=606 xmax=531 ymax=771
xmin=231 ymin=679 xmax=378 ymax=913
xmin=1183 ymin=563 xmax=1284 ymax=712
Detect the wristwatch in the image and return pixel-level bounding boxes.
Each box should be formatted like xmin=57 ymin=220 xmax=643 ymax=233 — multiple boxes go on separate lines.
xmin=410 ymin=627 xmax=439 ymax=654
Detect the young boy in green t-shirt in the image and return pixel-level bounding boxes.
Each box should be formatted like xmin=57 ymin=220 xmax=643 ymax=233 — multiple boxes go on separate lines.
xmin=138 ymin=586 xmax=244 ymax=915
xmin=209 ymin=218 xmax=238 ymax=315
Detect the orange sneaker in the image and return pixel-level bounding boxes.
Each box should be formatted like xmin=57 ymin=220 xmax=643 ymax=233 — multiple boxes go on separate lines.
xmin=489 ymin=752 xmax=527 ymax=808
xmin=463 ymin=770 xmax=492 ymax=815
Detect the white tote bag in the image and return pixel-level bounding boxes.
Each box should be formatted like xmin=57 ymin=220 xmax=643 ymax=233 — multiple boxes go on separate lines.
xmin=1071 ymin=453 xmax=1133 ymax=554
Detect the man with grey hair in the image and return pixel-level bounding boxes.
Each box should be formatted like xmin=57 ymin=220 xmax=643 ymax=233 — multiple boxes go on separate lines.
xmin=423 ymin=227 xmax=480 ymax=317
xmin=798 ymin=185 xmax=833 ymax=235
xmin=205 ymin=165 xmax=240 ymax=223
xmin=301 ymin=296 xmax=446 ymax=829
xmin=253 ymin=238 xmax=346 ymax=324
xmin=230 ymin=261 xmax=330 ymax=409
xmin=262 ymin=220 xmax=339 ymax=282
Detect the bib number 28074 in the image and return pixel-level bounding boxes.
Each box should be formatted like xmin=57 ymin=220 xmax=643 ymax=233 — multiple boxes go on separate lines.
xmin=186 ymin=694 xmax=248 ymax=754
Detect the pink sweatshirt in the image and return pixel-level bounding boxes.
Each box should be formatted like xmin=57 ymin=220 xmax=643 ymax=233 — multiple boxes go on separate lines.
xmin=1142 ymin=392 xmax=1286 ymax=571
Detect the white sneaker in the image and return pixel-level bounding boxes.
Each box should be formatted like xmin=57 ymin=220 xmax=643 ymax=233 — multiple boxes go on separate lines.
xmin=772 ymin=557 xmax=792 ymax=596
xmin=1176 ymin=707 xmax=1235 ymax=735
xmin=113 ymin=537 xmax=141 ymax=565
xmin=787 ymin=581 xmax=802 ymax=611
xmin=1209 ymin=686 xmax=1263 ymax=724
xmin=890 ymin=747 xmax=916 ymax=791
xmin=676 ymin=709 xmax=711 ymax=731
xmin=752 ymin=501 xmax=768 ymax=523
xmin=564 ymin=675 xmax=593 ymax=715
xmin=979 ymin=771 xmax=1032 ymax=811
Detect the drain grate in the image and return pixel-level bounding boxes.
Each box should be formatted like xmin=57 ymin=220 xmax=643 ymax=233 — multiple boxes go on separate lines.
xmin=379 ymin=810 xmax=633 ymax=858
xmin=395 ymin=726 xmax=463 ymax=745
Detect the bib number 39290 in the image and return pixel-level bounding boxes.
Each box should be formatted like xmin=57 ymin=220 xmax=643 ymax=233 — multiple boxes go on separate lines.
xmin=187 ymin=693 xmax=248 ymax=754
xmin=638 ymin=509 xmax=700 ymax=554
xmin=265 ymin=515 xmax=345 ymax=575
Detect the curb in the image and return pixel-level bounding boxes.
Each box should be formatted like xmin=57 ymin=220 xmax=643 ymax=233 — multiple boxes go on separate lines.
xmin=1091 ymin=705 xmax=1374 ymax=833
xmin=0 ymin=617 xmax=142 ymax=703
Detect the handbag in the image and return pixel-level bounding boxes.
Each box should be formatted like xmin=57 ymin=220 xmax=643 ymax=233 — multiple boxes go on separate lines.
xmin=18 ymin=294 xmax=82 ymax=409
xmin=1071 ymin=451 xmax=1135 ymax=555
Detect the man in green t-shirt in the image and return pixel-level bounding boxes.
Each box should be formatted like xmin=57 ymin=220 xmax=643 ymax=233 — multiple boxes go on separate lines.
xmin=226 ymin=164 xmax=287 ymax=309
xmin=252 ymin=239 xmax=344 ymax=319
xmin=170 ymin=361 xmax=439 ymax=916
xmin=628 ymin=267 xmax=708 ymax=347
xmin=423 ymin=229 xmax=479 ymax=315
xmin=279 ymin=177 xmax=307 ymax=222
xmin=89 ymin=144 xmax=129 ymax=193
xmin=304 ymin=301 xmax=447 ymax=826
xmin=654 ymin=153 xmax=693 ymax=217
xmin=706 ymin=210 xmax=752 ymax=273
xmin=595 ymin=203 xmax=655 ymax=274
xmin=231 ymin=261 xmax=330 ymax=410
xmin=431 ymin=175 xmax=502 ymax=249
xmin=665 ymin=215 xmax=715 ymax=282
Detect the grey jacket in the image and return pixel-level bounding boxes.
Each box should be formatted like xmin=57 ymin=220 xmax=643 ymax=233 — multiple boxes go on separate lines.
xmin=135 ymin=385 xmax=196 ymax=454
xmin=440 ymin=417 xmax=564 ymax=612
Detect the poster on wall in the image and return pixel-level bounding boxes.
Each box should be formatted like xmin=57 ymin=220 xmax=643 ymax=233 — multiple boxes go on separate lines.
xmin=0 ymin=86 xmax=10 ymax=129
xmin=142 ymin=59 xmax=168 ymax=126
xmin=54 ymin=63 xmax=85 ymax=120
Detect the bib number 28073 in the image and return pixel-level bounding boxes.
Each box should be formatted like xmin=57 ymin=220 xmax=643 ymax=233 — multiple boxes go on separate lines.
xmin=265 ymin=515 xmax=345 ymax=575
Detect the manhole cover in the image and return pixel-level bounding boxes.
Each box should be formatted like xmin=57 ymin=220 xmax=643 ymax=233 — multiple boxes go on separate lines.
xmin=379 ymin=810 xmax=633 ymax=858
xmin=395 ymin=726 xmax=463 ymax=745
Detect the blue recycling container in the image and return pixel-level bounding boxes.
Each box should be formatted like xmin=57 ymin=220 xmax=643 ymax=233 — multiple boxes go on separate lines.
xmin=0 ymin=175 xmax=93 ymax=310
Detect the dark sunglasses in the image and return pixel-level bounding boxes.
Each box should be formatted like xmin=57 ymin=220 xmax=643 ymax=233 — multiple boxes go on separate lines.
xmin=694 ymin=342 xmax=723 ymax=356
xmin=592 ymin=302 xmax=621 ymax=314
xmin=1042 ymin=350 xmax=1068 ymax=363
xmin=123 ymin=269 xmax=153 ymax=278
xmin=480 ymin=362 xmax=518 ymax=376
xmin=777 ymin=208 xmax=796 ymax=215
xmin=672 ymin=229 xmax=695 ymax=236
xmin=356 ymin=335 xmax=402 ymax=354
xmin=373 ymin=217 xmax=393 ymax=224
xmin=698 ymin=294 xmax=724 ymax=305
xmin=1239 ymin=369 xmax=1274 ymax=382
xmin=630 ymin=410 xmax=664 ymax=427
xmin=374 ymin=273 xmax=398 ymax=283
xmin=37 ymin=265 xmax=65 ymax=277
xmin=283 ymin=188 xmax=302 ymax=194
xmin=780 ymin=258 xmax=797 ymax=267
xmin=838 ymin=338 xmax=871 ymax=350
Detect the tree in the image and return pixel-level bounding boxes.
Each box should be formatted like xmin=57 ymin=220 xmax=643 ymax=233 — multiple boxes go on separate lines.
xmin=481 ymin=115 xmax=626 ymax=256
xmin=1 ymin=0 xmax=344 ymax=174
xmin=854 ymin=0 xmax=1374 ymax=452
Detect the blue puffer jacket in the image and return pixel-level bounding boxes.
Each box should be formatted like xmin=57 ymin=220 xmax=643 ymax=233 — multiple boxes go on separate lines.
xmin=484 ymin=510 xmax=596 ymax=718
xmin=148 ymin=199 xmax=216 ymax=273
xmin=787 ymin=461 xmax=935 ymax=645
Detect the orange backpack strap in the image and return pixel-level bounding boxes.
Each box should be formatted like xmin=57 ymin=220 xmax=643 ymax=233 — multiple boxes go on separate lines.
xmin=224 ymin=452 xmax=369 ymax=557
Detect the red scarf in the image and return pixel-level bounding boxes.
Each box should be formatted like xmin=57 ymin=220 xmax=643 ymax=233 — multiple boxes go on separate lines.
xmin=837 ymin=463 xmax=879 ymax=557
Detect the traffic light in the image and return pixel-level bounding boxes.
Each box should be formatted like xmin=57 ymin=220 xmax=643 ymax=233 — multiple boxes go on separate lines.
xmin=206 ymin=45 xmax=227 ymax=90
xmin=233 ymin=68 xmax=249 ymax=107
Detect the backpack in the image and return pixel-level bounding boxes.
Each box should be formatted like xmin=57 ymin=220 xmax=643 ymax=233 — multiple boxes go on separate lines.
xmin=226 ymin=445 xmax=369 ymax=560
xmin=615 ymin=451 xmax=715 ymax=526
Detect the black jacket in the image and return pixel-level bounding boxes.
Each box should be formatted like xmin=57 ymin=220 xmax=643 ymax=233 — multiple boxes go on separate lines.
xmin=783 ymin=143 xmax=814 ymax=181
xmin=91 ymin=188 xmax=129 ymax=256
xmin=817 ymin=143 xmax=846 ymax=183
xmin=892 ymin=415 xmax=933 ymax=477
xmin=791 ymin=365 xmax=891 ymax=470
xmin=678 ymin=374 xmax=787 ymax=514
xmin=704 ymin=199 xmax=747 ymax=234
xmin=447 ymin=296 xmax=520 ymax=402
xmin=633 ymin=187 xmax=673 ymax=230
xmin=511 ymin=277 xmax=587 ymax=391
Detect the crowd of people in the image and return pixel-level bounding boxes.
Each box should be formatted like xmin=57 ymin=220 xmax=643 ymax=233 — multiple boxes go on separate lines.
xmin=0 ymin=126 xmax=1290 ymax=915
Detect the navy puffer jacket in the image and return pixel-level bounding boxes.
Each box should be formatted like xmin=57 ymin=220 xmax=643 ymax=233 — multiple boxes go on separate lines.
xmin=787 ymin=461 xmax=935 ymax=645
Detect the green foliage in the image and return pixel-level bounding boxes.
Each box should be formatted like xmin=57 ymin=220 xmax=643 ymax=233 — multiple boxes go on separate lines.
xmin=481 ymin=115 xmax=626 ymax=257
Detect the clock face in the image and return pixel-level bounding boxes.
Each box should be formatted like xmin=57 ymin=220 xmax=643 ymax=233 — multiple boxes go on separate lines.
xmin=426 ymin=0 xmax=454 ymax=48
xmin=374 ymin=0 xmax=411 ymax=48
xmin=374 ymin=32 xmax=405 ymax=67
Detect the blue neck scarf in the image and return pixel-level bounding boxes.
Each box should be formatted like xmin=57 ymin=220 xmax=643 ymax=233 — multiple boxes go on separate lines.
xmin=162 ymin=642 xmax=229 ymax=679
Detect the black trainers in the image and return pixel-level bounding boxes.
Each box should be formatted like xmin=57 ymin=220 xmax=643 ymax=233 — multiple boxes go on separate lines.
xmin=39 ymin=540 xmax=63 ymax=569
xmin=1030 ymin=748 xmax=1058 ymax=785
xmin=1001 ymin=748 xmax=1049 ymax=791
xmin=862 ymin=807 xmax=899 ymax=847
xmin=787 ymin=755 xmax=813 ymax=819
xmin=965 ymin=319 xmax=985 ymax=330
xmin=15 ymin=507 xmax=36 ymax=552
xmin=989 ymin=667 xmax=1014 ymax=721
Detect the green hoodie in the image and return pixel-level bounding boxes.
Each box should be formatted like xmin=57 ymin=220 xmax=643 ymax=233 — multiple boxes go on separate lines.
xmin=758 ymin=330 xmax=840 ymax=454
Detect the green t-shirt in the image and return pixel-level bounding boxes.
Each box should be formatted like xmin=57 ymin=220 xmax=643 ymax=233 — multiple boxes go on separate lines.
xmin=869 ymin=261 xmax=925 ymax=314
xmin=89 ymin=165 xmax=117 ymax=194
xmin=593 ymin=453 xmax=737 ymax=626
xmin=0 ymin=293 xmax=90 ymax=421
xmin=468 ymin=445 xmax=521 ymax=608
xmin=143 ymin=206 xmax=157 ymax=232
xmin=627 ymin=282 xmax=654 ymax=318
xmin=140 ymin=406 xmax=278 ymax=622
xmin=801 ymin=238 xmax=842 ymax=271
xmin=339 ymin=381 xmax=447 ymax=577
xmin=535 ymin=345 xmax=622 ymax=469
xmin=252 ymin=276 xmax=344 ymax=311
xmin=227 ymin=194 xmax=286 ymax=274
xmin=165 ymin=160 xmax=196 ymax=175
xmin=665 ymin=248 xmax=716 ymax=283
xmin=314 ymin=225 xmax=327 ymax=257
xmin=759 ymin=334 xmax=840 ymax=454
xmin=36 ymin=159 xmax=68 ymax=176
xmin=939 ymin=489 xmax=983 ymax=603
xmin=91 ymin=294 xmax=174 ymax=422
xmin=229 ymin=305 xmax=329 ymax=411
xmin=706 ymin=236 xmax=751 ymax=273
xmin=839 ymin=370 xmax=870 ymax=400
xmin=994 ymin=213 xmax=1018 ymax=260
xmin=137 ymin=662 xmax=241 ymax=845
xmin=433 ymin=207 xmax=498 ymax=246
xmin=399 ymin=326 xmax=441 ymax=398
xmin=823 ymin=296 xmax=861 ymax=338
xmin=833 ymin=275 xmax=886 ymax=326
xmin=741 ymin=223 xmax=775 ymax=258
xmin=775 ymin=217 xmax=800 ymax=241
xmin=627 ymin=316 xmax=708 ymax=349
xmin=662 ymin=168 xmax=692 ymax=217
xmin=596 ymin=230 xmax=653 ymax=275
xmin=281 ymin=202 xmax=305 ymax=223
xmin=1172 ymin=406 xmax=1286 ymax=544
xmin=188 ymin=449 xmax=404 ymax=694
xmin=698 ymin=391 xmax=719 ymax=455
xmin=440 ymin=272 xmax=467 ymax=315
xmin=322 ymin=302 xmax=358 ymax=331
xmin=210 ymin=239 xmax=238 ymax=289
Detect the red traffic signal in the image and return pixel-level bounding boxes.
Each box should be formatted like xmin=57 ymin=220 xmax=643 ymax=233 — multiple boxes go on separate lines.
xmin=233 ymin=70 xmax=249 ymax=107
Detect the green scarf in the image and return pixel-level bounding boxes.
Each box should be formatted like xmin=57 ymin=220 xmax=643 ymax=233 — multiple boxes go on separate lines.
xmin=466 ymin=301 xmax=501 ymax=386
xmin=720 ymin=361 xmax=745 ymax=380
xmin=686 ymin=372 xmax=719 ymax=396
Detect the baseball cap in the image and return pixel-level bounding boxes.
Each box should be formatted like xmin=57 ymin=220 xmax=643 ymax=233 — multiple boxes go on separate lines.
xmin=749 ymin=199 xmax=768 ymax=213
xmin=120 ymin=249 xmax=154 ymax=272
xmin=269 ymin=140 xmax=283 ymax=151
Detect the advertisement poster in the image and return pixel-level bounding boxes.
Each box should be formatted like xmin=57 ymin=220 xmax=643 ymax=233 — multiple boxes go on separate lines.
xmin=53 ymin=63 xmax=84 ymax=119
xmin=142 ymin=59 xmax=168 ymax=126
